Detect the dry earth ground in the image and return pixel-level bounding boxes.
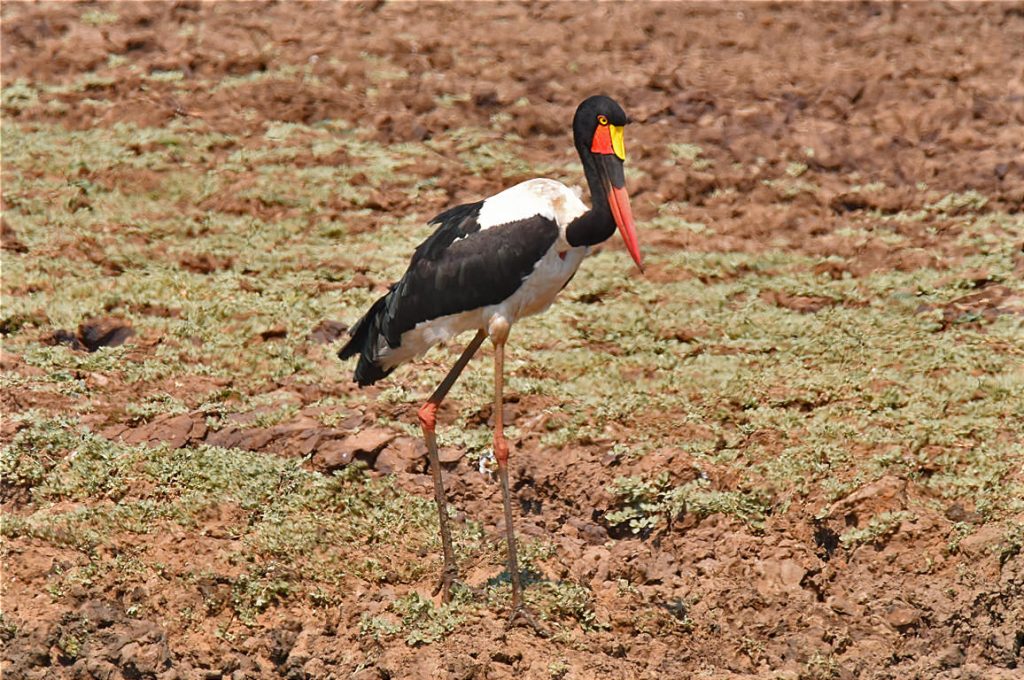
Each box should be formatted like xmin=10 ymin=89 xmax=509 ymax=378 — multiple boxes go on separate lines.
xmin=2 ymin=2 xmax=1024 ymax=679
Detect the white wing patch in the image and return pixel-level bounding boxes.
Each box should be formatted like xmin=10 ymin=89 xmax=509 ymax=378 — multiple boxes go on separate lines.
xmin=476 ymin=178 xmax=587 ymax=234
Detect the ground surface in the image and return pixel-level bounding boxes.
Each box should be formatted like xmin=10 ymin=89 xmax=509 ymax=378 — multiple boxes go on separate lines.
xmin=2 ymin=2 xmax=1024 ymax=679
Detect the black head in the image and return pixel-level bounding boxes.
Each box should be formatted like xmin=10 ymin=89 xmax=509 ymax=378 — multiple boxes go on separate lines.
xmin=568 ymin=95 xmax=642 ymax=271
xmin=572 ymin=95 xmax=630 ymax=157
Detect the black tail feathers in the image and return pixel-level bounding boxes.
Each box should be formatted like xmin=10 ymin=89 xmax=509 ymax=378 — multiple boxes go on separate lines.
xmin=339 ymin=294 xmax=393 ymax=386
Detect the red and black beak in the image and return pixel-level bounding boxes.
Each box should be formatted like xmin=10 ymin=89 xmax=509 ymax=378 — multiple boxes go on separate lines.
xmin=596 ymin=153 xmax=643 ymax=272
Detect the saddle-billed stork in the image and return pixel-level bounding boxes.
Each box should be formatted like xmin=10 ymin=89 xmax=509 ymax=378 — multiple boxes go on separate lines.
xmin=340 ymin=95 xmax=641 ymax=628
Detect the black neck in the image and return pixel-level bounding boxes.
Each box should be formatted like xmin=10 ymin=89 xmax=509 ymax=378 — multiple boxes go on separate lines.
xmin=565 ymin=151 xmax=615 ymax=247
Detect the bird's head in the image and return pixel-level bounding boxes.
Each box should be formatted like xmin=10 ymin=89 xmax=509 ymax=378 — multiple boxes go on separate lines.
xmin=573 ymin=95 xmax=642 ymax=272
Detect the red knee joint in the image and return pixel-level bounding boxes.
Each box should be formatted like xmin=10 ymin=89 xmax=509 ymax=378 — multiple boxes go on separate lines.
xmin=418 ymin=402 xmax=438 ymax=432
xmin=494 ymin=435 xmax=510 ymax=464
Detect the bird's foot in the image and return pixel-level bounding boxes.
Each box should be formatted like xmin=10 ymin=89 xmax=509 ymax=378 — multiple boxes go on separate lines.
xmin=432 ymin=569 xmax=479 ymax=604
xmin=506 ymin=602 xmax=548 ymax=637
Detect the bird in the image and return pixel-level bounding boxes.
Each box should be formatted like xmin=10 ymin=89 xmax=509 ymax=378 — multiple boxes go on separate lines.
xmin=339 ymin=95 xmax=642 ymax=629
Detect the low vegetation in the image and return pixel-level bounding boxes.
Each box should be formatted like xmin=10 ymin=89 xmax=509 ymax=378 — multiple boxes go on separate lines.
xmin=2 ymin=5 xmax=1023 ymax=674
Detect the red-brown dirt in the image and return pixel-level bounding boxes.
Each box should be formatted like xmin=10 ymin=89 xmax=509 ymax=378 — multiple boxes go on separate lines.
xmin=3 ymin=2 xmax=1023 ymax=679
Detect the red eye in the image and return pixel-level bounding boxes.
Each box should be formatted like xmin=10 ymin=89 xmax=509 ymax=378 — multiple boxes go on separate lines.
xmin=597 ymin=115 xmax=609 ymax=126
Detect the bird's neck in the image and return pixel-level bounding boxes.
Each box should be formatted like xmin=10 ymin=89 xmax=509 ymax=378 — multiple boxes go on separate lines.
xmin=565 ymin=153 xmax=615 ymax=247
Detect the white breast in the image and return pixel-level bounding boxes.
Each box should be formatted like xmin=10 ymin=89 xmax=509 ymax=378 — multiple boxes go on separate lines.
xmin=489 ymin=242 xmax=587 ymax=321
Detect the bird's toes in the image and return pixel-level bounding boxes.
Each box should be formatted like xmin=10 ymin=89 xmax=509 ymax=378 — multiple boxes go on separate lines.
xmin=507 ymin=604 xmax=549 ymax=637
xmin=432 ymin=570 xmax=455 ymax=602
xmin=433 ymin=572 xmax=481 ymax=604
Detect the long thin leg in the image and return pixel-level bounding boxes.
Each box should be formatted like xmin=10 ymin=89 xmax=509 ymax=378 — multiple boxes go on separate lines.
xmin=492 ymin=338 xmax=523 ymax=606
xmin=489 ymin=320 xmax=546 ymax=635
xmin=418 ymin=329 xmax=487 ymax=603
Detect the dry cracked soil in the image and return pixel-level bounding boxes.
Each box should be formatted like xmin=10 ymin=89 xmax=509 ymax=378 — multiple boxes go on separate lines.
xmin=2 ymin=2 xmax=1024 ymax=680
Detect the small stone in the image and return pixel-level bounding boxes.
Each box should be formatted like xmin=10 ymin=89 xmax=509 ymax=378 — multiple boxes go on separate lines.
xmin=490 ymin=650 xmax=522 ymax=666
xmin=826 ymin=475 xmax=907 ymax=519
xmin=302 ymin=658 xmax=329 ymax=677
xmin=347 ymin=273 xmax=374 ymax=290
xmin=827 ymin=596 xmax=863 ymax=617
xmin=572 ymin=545 xmax=611 ymax=583
xmin=289 ymin=428 xmax=324 ymax=456
xmin=123 ymin=413 xmax=203 ymax=449
xmin=567 ymin=518 xmax=608 ymax=546
xmin=259 ymin=325 xmax=288 ymax=341
xmin=642 ymin=550 xmax=677 ymax=584
xmin=884 ymin=602 xmax=920 ymax=629
xmin=267 ymin=628 xmax=297 ymax=666
xmin=205 ymin=425 xmax=244 ymax=450
xmin=938 ymin=644 xmax=964 ymax=669
xmin=235 ymin=428 xmax=275 ymax=451
xmin=343 ymin=428 xmax=396 ymax=456
xmin=188 ymin=416 xmax=208 ymax=442
xmin=1 ymin=218 xmax=28 ymax=253
xmin=313 ymin=441 xmax=353 ymax=470
xmin=437 ymin=447 xmax=464 ymax=464
xmin=944 ymin=502 xmax=982 ymax=523
xmin=179 ymin=252 xmax=233 ymax=274
xmin=308 ymin=320 xmax=348 ymax=344
xmin=46 ymin=328 xmax=86 ymax=351
xmin=83 ymin=658 xmax=118 ymax=680
xmin=79 ymin=317 xmax=134 ymax=351
xmin=779 ymin=559 xmax=806 ymax=588
xmin=118 ymin=636 xmax=170 ymax=677
xmin=79 ymin=599 xmax=119 ymax=627
xmin=957 ymin=523 xmax=1006 ymax=557
xmin=156 ymin=413 xmax=200 ymax=449
xmin=373 ymin=448 xmax=409 ymax=474
xmin=389 ymin=437 xmax=425 ymax=461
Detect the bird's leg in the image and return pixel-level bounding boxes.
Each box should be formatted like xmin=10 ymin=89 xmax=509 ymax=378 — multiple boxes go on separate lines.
xmin=489 ymin=320 xmax=547 ymax=636
xmin=492 ymin=339 xmax=521 ymax=602
xmin=418 ymin=329 xmax=487 ymax=603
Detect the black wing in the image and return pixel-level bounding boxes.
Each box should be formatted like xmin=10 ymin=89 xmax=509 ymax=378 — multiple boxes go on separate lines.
xmin=340 ymin=201 xmax=559 ymax=385
xmin=413 ymin=201 xmax=484 ymax=261
xmin=383 ymin=211 xmax=559 ymax=346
